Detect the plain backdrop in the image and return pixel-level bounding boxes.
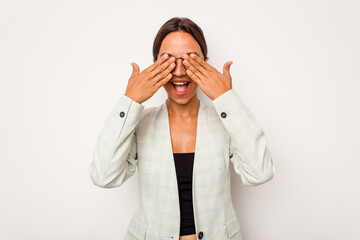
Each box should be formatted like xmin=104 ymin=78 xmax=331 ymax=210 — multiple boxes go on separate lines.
xmin=1 ymin=0 xmax=359 ymax=239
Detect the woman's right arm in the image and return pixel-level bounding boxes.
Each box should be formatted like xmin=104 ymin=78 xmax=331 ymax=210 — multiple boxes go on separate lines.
xmin=89 ymin=94 xmax=145 ymax=188
xmin=89 ymin=54 xmax=175 ymax=188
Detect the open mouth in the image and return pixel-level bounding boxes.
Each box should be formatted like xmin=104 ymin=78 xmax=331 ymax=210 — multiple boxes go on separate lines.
xmin=172 ymin=82 xmax=190 ymax=89
xmin=172 ymin=82 xmax=190 ymax=95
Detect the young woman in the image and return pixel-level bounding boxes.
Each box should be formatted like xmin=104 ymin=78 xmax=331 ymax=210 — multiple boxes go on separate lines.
xmin=89 ymin=17 xmax=275 ymax=240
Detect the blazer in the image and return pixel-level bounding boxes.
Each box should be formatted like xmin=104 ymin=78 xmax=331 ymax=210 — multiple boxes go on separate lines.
xmin=89 ymin=88 xmax=275 ymax=240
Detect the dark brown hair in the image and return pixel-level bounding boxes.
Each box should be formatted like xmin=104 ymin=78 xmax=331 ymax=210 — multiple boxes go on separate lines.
xmin=152 ymin=17 xmax=208 ymax=61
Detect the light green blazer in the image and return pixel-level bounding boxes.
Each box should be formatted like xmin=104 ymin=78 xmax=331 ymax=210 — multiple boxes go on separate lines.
xmin=89 ymin=88 xmax=275 ymax=240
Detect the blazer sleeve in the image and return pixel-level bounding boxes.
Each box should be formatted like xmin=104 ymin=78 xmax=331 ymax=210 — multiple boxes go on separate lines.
xmin=89 ymin=94 xmax=145 ymax=188
xmin=212 ymin=88 xmax=275 ymax=186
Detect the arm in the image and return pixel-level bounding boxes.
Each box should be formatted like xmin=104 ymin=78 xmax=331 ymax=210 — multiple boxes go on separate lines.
xmin=212 ymin=88 xmax=275 ymax=186
xmin=89 ymin=94 xmax=145 ymax=188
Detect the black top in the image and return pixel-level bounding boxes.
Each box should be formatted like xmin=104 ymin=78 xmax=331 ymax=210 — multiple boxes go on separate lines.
xmin=173 ymin=152 xmax=196 ymax=236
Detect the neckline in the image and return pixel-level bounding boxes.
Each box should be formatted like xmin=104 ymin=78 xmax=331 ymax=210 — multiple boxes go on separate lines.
xmin=163 ymin=100 xmax=201 ymax=158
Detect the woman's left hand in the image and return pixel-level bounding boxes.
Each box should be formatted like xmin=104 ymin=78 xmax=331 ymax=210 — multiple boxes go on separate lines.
xmin=182 ymin=53 xmax=233 ymax=100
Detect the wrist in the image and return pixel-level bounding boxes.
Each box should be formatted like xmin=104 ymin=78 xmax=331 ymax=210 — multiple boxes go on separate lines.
xmin=124 ymin=92 xmax=142 ymax=104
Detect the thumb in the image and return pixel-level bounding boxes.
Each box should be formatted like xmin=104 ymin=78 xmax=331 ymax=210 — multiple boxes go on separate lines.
xmin=131 ymin=62 xmax=140 ymax=76
xmin=223 ymin=61 xmax=233 ymax=78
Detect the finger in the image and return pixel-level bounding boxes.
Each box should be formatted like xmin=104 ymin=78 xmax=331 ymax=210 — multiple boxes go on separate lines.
xmin=155 ymin=72 xmax=173 ymax=89
xmin=183 ymin=54 xmax=208 ymax=77
xmin=154 ymin=62 xmax=175 ymax=83
xmin=151 ymin=56 xmax=175 ymax=78
xmin=131 ymin=62 xmax=140 ymax=76
xmin=185 ymin=68 xmax=204 ymax=87
xmin=223 ymin=61 xmax=233 ymax=78
xmin=187 ymin=53 xmax=213 ymax=72
xmin=148 ymin=53 xmax=170 ymax=72
xmin=183 ymin=58 xmax=206 ymax=81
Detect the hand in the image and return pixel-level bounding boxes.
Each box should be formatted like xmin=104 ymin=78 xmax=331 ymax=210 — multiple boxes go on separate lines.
xmin=182 ymin=53 xmax=233 ymax=100
xmin=125 ymin=54 xmax=176 ymax=104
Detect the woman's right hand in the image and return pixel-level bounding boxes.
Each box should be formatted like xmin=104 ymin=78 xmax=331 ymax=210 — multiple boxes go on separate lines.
xmin=125 ymin=54 xmax=175 ymax=104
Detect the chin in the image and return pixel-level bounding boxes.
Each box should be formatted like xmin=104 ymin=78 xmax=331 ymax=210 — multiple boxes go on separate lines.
xmin=169 ymin=91 xmax=198 ymax=105
xmin=172 ymin=97 xmax=191 ymax=105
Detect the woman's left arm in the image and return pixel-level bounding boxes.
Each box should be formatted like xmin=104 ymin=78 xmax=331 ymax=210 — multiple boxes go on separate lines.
xmin=212 ymin=89 xmax=275 ymax=186
xmin=182 ymin=53 xmax=275 ymax=186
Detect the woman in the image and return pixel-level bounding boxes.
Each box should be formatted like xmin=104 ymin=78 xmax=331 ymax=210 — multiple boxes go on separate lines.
xmin=89 ymin=17 xmax=275 ymax=240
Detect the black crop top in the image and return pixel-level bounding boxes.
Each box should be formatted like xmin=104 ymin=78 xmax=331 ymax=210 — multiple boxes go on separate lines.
xmin=173 ymin=152 xmax=196 ymax=236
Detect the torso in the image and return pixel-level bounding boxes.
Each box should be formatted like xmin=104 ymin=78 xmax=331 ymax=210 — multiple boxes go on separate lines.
xmin=169 ymin=113 xmax=198 ymax=240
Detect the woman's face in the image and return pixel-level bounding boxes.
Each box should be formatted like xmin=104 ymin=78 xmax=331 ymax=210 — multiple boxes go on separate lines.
xmin=154 ymin=31 xmax=209 ymax=105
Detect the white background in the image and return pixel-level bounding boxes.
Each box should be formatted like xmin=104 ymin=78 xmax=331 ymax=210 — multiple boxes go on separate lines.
xmin=1 ymin=0 xmax=359 ymax=239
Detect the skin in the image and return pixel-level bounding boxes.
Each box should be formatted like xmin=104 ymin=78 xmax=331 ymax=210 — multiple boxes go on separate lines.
xmin=153 ymin=31 xmax=233 ymax=240
xmin=154 ymin=32 xmax=208 ymax=155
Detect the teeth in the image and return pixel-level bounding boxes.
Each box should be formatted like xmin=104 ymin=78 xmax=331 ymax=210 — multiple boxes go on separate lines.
xmin=173 ymin=82 xmax=188 ymax=85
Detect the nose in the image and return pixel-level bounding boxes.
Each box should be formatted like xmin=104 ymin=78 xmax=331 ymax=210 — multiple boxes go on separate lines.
xmin=171 ymin=57 xmax=187 ymax=76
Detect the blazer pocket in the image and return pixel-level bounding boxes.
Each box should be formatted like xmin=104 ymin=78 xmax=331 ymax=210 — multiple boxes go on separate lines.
xmin=126 ymin=217 xmax=148 ymax=240
xmin=225 ymin=214 xmax=241 ymax=239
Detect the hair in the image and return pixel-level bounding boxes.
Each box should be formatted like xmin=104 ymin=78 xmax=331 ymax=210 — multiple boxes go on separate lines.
xmin=152 ymin=17 xmax=208 ymax=61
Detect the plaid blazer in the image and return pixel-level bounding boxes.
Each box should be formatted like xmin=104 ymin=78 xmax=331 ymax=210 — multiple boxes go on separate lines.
xmin=89 ymin=88 xmax=275 ymax=240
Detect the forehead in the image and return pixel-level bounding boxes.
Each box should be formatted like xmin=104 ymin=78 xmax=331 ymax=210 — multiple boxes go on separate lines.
xmin=158 ymin=32 xmax=202 ymax=57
